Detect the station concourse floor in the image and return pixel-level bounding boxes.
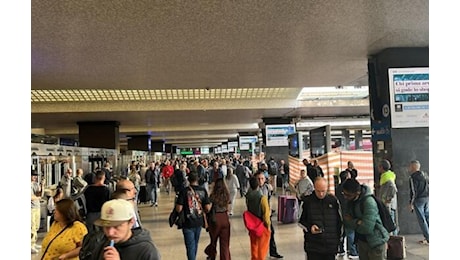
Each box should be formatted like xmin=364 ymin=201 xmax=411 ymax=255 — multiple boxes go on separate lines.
xmin=33 ymin=187 xmax=429 ymax=260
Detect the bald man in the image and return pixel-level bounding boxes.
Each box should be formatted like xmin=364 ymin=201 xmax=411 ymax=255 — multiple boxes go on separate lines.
xmin=116 ymin=179 xmax=142 ymax=228
xmin=299 ymin=177 xmax=342 ymax=260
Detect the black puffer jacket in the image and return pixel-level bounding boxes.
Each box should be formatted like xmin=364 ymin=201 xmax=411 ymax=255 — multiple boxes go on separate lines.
xmin=409 ymin=171 xmax=429 ymax=204
xmin=299 ymin=193 xmax=342 ymax=254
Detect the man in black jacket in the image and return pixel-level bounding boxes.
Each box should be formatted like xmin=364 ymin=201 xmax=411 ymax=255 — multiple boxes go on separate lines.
xmin=299 ymin=177 xmax=342 ymax=260
xmin=80 ymin=199 xmax=161 ymax=259
xmin=408 ymin=160 xmax=429 ymax=245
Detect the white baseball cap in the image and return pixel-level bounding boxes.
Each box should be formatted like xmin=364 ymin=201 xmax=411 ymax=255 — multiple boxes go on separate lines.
xmin=94 ymin=199 xmax=134 ymax=227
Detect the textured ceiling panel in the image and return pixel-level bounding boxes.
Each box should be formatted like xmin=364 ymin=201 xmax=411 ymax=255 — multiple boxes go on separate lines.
xmin=31 ymin=0 xmax=429 ymax=148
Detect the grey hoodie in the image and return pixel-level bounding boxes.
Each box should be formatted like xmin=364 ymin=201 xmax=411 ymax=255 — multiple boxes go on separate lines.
xmin=80 ymin=227 xmax=161 ymax=260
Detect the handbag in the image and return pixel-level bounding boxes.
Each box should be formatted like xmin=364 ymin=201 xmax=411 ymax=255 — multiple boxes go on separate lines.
xmin=243 ymin=210 xmax=266 ymax=237
xmin=168 ymin=207 xmax=185 ymax=229
xmin=40 ymin=224 xmax=70 ymax=260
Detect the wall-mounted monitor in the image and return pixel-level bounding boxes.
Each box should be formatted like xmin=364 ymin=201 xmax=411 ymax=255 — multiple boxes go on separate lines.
xmin=238 ymin=135 xmax=257 ymax=151
xmin=265 ymin=124 xmax=296 ymax=147
xmin=288 ymin=133 xmax=299 ymax=157
xmin=288 ymin=132 xmax=309 ymax=158
xmin=309 ymin=125 xmax=331 ymax=158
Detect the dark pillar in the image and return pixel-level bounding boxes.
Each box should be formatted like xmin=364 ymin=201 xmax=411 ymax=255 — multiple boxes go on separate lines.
xmin=368 ymin=47 xmax=429 ymax=235
xmin=355 ymin=130 xmax=363 ymax=150
xmin=260 ymin=117 xmax=293 ymax=164
xmin=77 ymin=121 xmax=120 ymax=150
xmin=127 ymin=135 xmax=151 ymax=151
xmin=342 ymin=130 xmax=350 ymax=150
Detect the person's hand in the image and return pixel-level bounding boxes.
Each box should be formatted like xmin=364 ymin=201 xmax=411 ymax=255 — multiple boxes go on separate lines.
xmin=343 ymin=214 xmax=353 ymax=222
xmin=103 ymin=245 xmax=121 ymax=260
xmin=409 ymin=204 xmax=414 ymax=212
xmin=311 ymin=224 xmax=323 ymax=234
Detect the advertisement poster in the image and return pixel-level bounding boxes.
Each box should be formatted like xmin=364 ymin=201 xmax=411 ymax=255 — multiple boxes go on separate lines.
xmin=388 ymin=67 xmax=429 ymax=128
xmin=239 ymin=136 xmax=257 ymax=151
xmin=265 ymin=124 xmax=296 ymax=147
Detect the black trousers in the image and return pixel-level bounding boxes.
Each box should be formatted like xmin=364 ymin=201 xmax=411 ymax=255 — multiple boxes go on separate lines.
xmin=269 ymin=221 xmax=278 ymax=255
xmin=306 ymin=251 xmax=336 ymax=260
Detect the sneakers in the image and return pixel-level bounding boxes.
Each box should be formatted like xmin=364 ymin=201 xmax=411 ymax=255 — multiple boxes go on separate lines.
xmin=338 ymin=251 xmax=346 ymax=256
xmin=155 ymin=202 xmax=158 ymax=207
xmin=419 ymin=239 xmax=429 ymax=245
xmin=348 ymin=255 xmax=359 ymax=259
xmin=270 ymin=253 xmax=283 ymax=259
xmin=31 ymin=247 xmax=39 ymax=254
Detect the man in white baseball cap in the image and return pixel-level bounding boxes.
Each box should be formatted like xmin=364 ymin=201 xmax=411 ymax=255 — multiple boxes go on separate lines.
xmin=80 ymin=199 xmax=161 ymax=259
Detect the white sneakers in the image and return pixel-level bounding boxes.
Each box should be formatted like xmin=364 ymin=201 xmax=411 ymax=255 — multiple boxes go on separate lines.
xmin=348 ymin=255 xmax=359 ymax=259
xmin=31 ymin=244 xmax=42 ymax=254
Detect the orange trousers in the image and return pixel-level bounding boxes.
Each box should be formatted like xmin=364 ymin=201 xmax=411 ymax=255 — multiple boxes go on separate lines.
xmin=249 ymin=226 xmax=271 ymax=260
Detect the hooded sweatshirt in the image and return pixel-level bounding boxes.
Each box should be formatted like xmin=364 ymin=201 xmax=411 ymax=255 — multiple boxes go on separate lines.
xmin=379 ymin=170 xmax=398 ymax=210
xmin=80 ymin=227 xmax=161 ymax=260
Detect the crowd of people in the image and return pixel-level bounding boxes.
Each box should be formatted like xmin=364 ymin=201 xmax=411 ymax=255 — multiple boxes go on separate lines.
xmin=31 ymin=155 xmax=429 ymax=260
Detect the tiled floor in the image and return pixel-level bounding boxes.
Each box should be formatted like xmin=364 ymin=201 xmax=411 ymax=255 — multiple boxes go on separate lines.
xmin=32 ymin=188 xmax=429 ymax=259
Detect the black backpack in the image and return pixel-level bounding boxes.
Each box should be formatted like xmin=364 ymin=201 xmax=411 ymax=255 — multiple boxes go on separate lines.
xmin=268 ymin=160 xmax=278 ymax=176
xmin=360 ymin=194 xmax=396 ymax=233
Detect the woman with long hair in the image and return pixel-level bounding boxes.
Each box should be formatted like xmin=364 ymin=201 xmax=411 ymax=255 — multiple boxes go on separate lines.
xmin=40 ymin=198 xmax=88 ymax=260
xmin=205 ymin=178 xmax=231 ymax=260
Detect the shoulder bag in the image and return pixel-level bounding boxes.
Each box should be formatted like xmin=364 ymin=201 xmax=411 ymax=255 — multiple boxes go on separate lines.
xmin=40 ymin=223 xmax=70 ymax=260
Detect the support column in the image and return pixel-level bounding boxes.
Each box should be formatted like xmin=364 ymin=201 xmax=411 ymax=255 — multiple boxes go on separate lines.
xmin=368 ymin=47 xmax=429 ymax=235
xmin=260 ymin=117 xmax=293 ymax=164
xmin=355 ymin=130 xmax=363 ymax=150
xmin=342 ymin=129 xmax=350 ymax=150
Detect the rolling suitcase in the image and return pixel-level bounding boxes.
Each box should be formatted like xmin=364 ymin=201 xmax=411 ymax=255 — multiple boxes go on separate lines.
xmin=387 ymin=235 xmax=406 ymax=259
xmin=277 ymin=195 xmax=298 ymax=223
xmin=138 ymin=185 xmax=149 ymax=204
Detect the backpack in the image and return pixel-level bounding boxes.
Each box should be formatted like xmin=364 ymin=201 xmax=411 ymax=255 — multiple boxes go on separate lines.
xmin=360 ymin=194 xmax=396 ymax=233
xmin=185 ymin=187 xmax=203 ymax=220
xmin=268 ymin=160 xmax=278 ymax=176
xmin=196 ymin=165 xmax=207 ymax=186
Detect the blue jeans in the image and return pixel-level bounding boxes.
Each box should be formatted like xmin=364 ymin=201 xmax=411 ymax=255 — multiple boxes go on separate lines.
xmin=339 ymin=227 xmax=358 ymax=256
xmin=147 ymin=183 xmax=157 ymax=204
xmin=414 ymin=197 xmax=429 ymax=241
xmin=182 ymin=226 xmax=202 ymax=260
xmin=389 ymin=208 xmax=399 ymax=235
xmin=346 ymin=228 xmax=358 ymax=256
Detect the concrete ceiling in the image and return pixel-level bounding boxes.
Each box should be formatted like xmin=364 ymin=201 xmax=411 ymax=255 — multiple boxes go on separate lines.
xmin=31 ymin=0 xmax=429 ymax=148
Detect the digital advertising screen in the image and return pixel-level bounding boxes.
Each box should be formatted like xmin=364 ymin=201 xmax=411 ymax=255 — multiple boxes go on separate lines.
xmin=388 ymin=67 xmax=429 ymax=128
xmin=288 ymin=133 xmax=299 ymax=158
xmin=265 ymin=124 xmax=296 ymax=147
xmin=238 ymin=135 xmax=257 ymax=151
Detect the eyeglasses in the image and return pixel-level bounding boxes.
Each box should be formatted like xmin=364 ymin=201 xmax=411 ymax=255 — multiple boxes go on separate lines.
xmin=341 ymin=191 xmax=355 ymax=198
xmin=122 ymin=187 xmax=135 ymax=192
